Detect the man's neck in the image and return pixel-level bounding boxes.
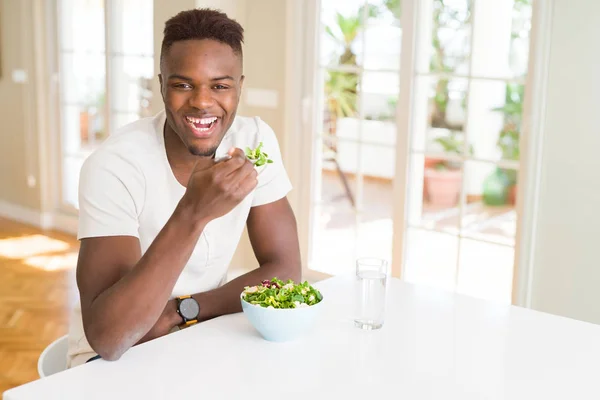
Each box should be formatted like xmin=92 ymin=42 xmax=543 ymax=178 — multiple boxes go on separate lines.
xmin=163 ymin=124 xmax=213 ymax=187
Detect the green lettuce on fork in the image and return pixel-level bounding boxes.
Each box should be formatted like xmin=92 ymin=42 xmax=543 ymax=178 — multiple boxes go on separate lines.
xmin=245 ymin=142 xmax=274 ymax=167
xmin=242 ymin=278 xmax=323 ymax=309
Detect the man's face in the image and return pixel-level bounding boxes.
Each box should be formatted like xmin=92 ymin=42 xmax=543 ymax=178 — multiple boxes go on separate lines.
xmin=159 ymin=39 xmax=244 ymax=157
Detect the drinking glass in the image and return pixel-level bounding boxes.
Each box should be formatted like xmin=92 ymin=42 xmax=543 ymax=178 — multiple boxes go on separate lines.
xmin=354 ymin=258 xmax=388 ymax=330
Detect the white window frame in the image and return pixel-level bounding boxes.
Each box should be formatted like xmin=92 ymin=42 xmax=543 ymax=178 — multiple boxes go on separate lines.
xmin=52 ymin=0 xmax=153 ymax=216
xmin=287 ymin=0 xmax=547 ymax=304
xmin=511 ymin=0 xmax=553 ymax=307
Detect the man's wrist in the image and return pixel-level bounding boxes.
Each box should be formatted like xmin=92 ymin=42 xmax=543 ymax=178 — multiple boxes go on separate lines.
xmin=173 ymin=196 xmax=210 ymax=234
xmin=167 ymin=298 xmax=184 ymax=328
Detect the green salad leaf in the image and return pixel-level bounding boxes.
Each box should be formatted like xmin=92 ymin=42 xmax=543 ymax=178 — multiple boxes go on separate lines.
xmin=245 ymin=142 xmax=274 ymax=167
xmin=242 ymin=277 xmax=323 ymax=309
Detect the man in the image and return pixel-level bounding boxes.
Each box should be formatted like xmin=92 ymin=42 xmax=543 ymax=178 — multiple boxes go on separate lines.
xmin=66 ymin=8 xmax=301 ymax=367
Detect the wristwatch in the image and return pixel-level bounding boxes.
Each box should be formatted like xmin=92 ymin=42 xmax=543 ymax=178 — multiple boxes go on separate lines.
xmin=175 ymin=295 xmax=200 ymax=327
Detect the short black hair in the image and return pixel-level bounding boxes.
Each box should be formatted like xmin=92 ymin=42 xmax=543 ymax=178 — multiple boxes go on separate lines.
xmin=160 ymin=8 xmax=244 ymax=66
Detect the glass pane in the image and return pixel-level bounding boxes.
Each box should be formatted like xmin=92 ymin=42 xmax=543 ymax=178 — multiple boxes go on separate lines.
xmin=457 ymin=238 xmax=514 ymax=304
xmin=320 ymin=136 xmax=359 ymax=207
xmin=462 ymin=161 xmax=517 ymax=246
xmin=313 ymin=137 xmax=395 ymax=274
xmin=61 ymin=105 xmax=82 ymax=154
xmin=60 ymin=53 xmax=105 ymax=105
xmin=404 ymin=228 xmax=459 ymax=291
xmin=110 ymin=55 xmax=154 ymax=115
xmin=59 ymin=0 xmax=105 ymax=53
xmin=468 ymin=80 xmax=524 ymax=162
xmin=416 ymin=0 xmax=472 ymax=75
xmin=62 ymin=156 xmax=86 ymax=209
xmin=310 ymin=204 xmax=358 ymax=275
xmin=407 ymin=154 xmax=463 ymax=235
xmin=311 ymin=136 xmax=359 ymax=275
xmin=355 ymin=147 xmax=395 ymax=262
xmin=110 ymin=0 xmax=154 ymax=56
xmin=362 ymin=71 xmax=399 ymax=128
xmin=320 ymin=0 xmax=368 ymax=68
xmin=62 ymin=103 xmax=106 ymax=152
xmin=470 ymin=0 xmax=532 ymax=79
xmin=322 ymin=69 xmax=360 ymax=135
xmin=509 ymin=0 xmax=533 ymax=78
xmin=411 ymin=76 xmax=469 ymax=153
xmin=363 ymin=0 xmax=401 ymax=71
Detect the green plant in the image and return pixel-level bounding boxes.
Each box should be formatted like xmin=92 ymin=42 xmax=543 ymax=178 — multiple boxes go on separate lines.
xmin=433 ymin=133 xmax=463 ymax=154
xmin=483 ymin=0 xmax=531 ymax=204
xmin=324 ymin=5 xmax=379 ymax=132
xmin=492 ymin=83 xmax=524 ymax=185
xmin=324 ymin=71 xmax=358 ymax=119
xmin=432 ymin=131 xmax=472 ymax=170
xmin=494 ymin=83 xmax=523 ymax=161
xmin=384 ymin=0 xmax=401 ymax=21
xmin=383 ymin=0 xmax=471 ymax=130
xmin=325 ymin=5 xmax=379 ymax=65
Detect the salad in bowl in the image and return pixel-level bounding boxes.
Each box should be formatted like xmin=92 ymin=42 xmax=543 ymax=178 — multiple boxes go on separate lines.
xmin=240 ymin=278 xmax=324 ymax=341
xmin=242 ymin=278 xmax=323 ymax=309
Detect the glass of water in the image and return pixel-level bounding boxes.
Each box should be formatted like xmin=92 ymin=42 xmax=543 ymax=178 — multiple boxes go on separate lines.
xmin=354 ymin=258 xmax=388 ymax=330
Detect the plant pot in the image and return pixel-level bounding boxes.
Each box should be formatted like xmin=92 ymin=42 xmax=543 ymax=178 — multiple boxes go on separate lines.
xmin=79 ymin=111 xmax=89 ymax=143
xmin=424 ymin=168 xmax=462 ymax=207
xmin=423 ymin=157 xmax=443 ymax=200
xmin=424 ymin=157 xmax=442 ymax=169
xmin=508 ymin=184 xmax=517 ymax=205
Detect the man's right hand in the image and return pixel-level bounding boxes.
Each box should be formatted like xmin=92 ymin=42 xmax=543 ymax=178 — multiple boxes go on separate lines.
xmin=180 ymin=148 xmax=258 ymax=223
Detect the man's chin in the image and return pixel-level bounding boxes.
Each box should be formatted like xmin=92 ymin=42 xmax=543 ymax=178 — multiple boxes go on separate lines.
xmin=188 ymin=145 xmax=218 ymax=157
xmin=183 ymin=134 xmax=221 ymax=157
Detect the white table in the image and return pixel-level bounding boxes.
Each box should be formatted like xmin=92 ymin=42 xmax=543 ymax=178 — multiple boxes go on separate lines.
xmin=4 ymin=276 xmax=600 ymax=399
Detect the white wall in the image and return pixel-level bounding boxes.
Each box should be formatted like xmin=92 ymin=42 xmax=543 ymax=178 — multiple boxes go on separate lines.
xmin=527 ymin=0 xmax=600 ymax=324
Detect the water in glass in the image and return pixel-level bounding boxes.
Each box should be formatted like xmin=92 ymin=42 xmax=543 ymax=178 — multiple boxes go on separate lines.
xmin=354 ymin=259 xmax=387 ymax=330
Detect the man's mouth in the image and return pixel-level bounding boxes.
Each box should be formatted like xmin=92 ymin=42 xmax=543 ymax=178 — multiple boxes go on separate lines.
xmin=185 ymin=116 xmax=219 ymax=137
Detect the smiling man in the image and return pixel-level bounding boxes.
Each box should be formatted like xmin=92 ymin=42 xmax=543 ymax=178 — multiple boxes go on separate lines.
xmin=66 ymin=8 xmax=301 ymax=367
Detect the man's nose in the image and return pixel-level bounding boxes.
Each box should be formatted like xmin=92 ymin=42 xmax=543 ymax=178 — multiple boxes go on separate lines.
xmin=189 ymin=86 xmax=215 ymax=109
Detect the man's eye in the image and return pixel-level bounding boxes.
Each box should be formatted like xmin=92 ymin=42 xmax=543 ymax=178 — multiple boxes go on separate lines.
xmin=174 ymin=83 xmax=192 ymax=89
xmin=214 ymin=85 xmax=229 ymax=90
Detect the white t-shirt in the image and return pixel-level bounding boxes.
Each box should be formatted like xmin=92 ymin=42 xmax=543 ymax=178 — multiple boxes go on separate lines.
xmin=66 ymin=110 xmax=292 ymax=367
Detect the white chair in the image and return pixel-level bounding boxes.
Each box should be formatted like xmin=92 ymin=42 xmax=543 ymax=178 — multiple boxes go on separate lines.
xmin=37 ymin=335 xmax=68 ymax=378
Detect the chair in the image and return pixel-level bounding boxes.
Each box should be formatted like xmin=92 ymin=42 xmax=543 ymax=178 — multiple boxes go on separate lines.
xmin=37 ymin=335 xmax=68 ymax=378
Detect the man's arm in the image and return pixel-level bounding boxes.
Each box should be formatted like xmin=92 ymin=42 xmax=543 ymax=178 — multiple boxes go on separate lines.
xmin=138 ymin=196 xmax=302 ymax=344
xmin=77 ymin=149 xmax=257 ymax=361
xmin=77 ymin=209 xmax=206 ymax=360
xmin=192 ymin=196 xmax=301 ymax=320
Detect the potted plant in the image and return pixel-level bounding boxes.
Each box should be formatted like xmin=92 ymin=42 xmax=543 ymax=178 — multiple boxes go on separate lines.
xmin=425 ymin=131 xmax=469 ymax=207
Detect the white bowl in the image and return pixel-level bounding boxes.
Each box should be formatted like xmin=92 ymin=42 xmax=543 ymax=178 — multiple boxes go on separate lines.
xmin=240 ymin=294 xmax=324 ymax=342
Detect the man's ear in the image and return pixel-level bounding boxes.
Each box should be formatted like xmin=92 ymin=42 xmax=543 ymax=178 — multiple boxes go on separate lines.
xmin=158 ymin=74 xmax=165 ymax=101
xmin=238 ymin=75 xmax=245 ymax=99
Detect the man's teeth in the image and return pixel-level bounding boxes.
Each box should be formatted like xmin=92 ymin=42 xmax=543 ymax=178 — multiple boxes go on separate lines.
xmin=186 ymin=116 xmax=217 ymax=124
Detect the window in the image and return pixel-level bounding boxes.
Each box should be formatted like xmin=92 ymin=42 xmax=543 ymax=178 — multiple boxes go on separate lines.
xmin=308 ymin=0 xmax=402 ymax=275
xmin=402 ymin=0 xmax=532 ymax=303
xmin=305 ymin=0 xmax=533 ymax=304
xmin=56 ymin=0 xmax=154 ymax=209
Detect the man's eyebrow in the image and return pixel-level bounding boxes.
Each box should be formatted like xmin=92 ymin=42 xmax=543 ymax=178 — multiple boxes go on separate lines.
xmin=212 ymin=75 xmax=235 ymax=81
xmin=167 ymin=74 xmax=192 ymax=81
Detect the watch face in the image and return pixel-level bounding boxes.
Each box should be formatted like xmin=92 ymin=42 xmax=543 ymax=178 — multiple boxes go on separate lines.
xmin=180 ymin=298 xmax=200 ymax=320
